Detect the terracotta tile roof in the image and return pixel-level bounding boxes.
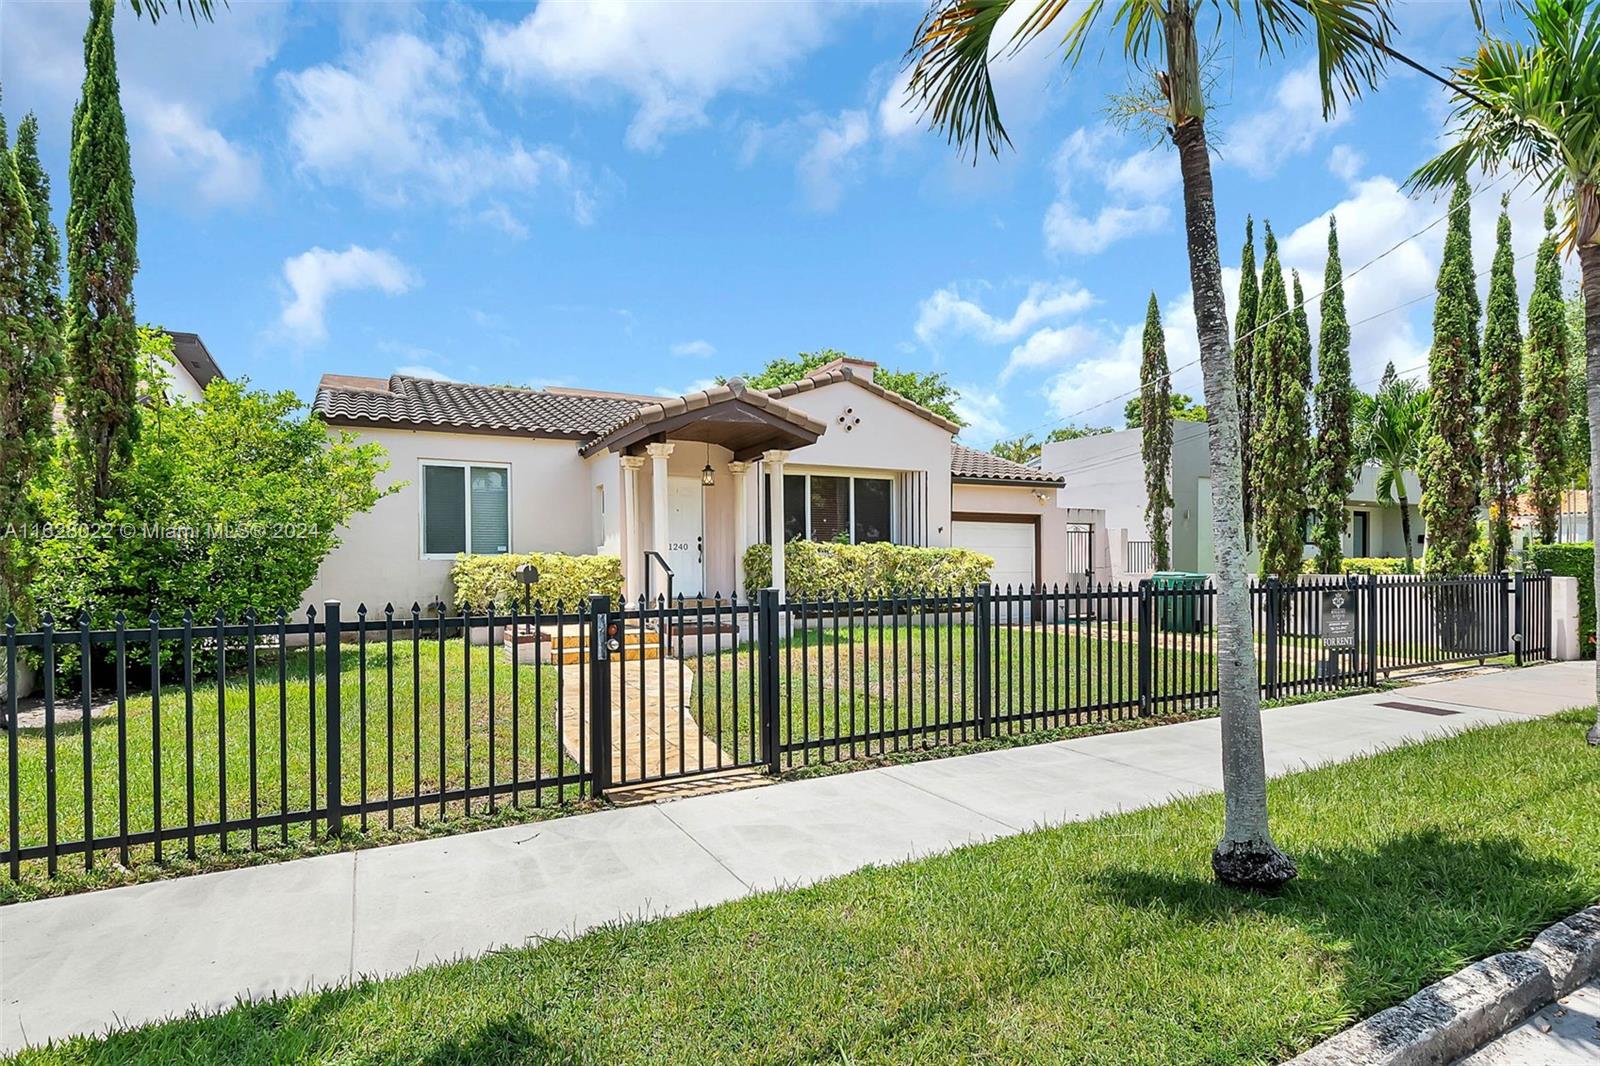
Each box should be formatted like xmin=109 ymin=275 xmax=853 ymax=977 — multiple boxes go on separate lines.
xmin=950 ymin=443 xmax=1065 ymax=487
xmin=313 ymin=374 xmax=643 ymax=438
xmin=764 ymin=365 xmax=963 ymax=434
xmin=576 ymin=377 xmax=826 ymax=457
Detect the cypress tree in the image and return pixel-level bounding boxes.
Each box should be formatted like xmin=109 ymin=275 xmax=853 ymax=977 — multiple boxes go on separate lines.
xmin=0 ymin=109 xmax=61 ymax=622
xmin=14 ymin=115 xmax=62 ymax=335
xmin=1312 ymin=217 xmax=1355 ymax=572
xmin=1234 ymin=217 xmax=1259 ymax=544
xmin=1524 ymin=205 xmax=1569 ymax=543
xmin=1479 ymin=195 xmax=1522 ymax=571
xmin=1139 ymin=293 xmax=1174 ymax=571
xmin=1421 ymin=255 xmax=1482 ymax=575
xmin=1252 ymin=224 xmax=1309 ymax=580
xmin=1441 ymin=175 xmax=1482 ymax=401
xmin=66 ymin=0 xmax=140 ymax=516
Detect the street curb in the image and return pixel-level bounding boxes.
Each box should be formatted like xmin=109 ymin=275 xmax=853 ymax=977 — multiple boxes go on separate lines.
xmin=1286 ymin=905 xmax=1600 ymax=1065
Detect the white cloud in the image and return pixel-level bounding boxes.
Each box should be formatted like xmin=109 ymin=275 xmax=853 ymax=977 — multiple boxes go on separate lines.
xmin=670 ymin=339 xmax=716 ymax=358
xmin=655 ymin=376 xmax=720 ymax=398
xmin=1224 ymin=64 xmax=1352 ymax=178
xmin=280 ymin=246 xmax=416 ymax=344
xmin=1327 ymin=145 xmax=1365 ymax=182
xmin=480 ymin=1 xmax=840 ymax=151
xmin=394 ymin=364 xmax=452 ymax=381
xmin=797 ymin=110 xmax=870 ymax=212
xmin=1043 ymin=127 xmax=1175 ymax=255
xmin=0 ymin=1 xmax=284 ymax=209
xmin=1000 ymin=322 xmax=1103 ymax=385
xmin=952 ymin=385 xmax=1008 ymax=447
xmin=133 ymin=100 xmax=261 ymax=206
xmin=280 ymin=32 xmax=595 ymax=228
xmin=1042 ymin=292 xmax=1205 ymax=424
xmin=916 ymin=280 xmax=1096 ymax=347
xmin=877 ymin=65 xmax=919 ymax=139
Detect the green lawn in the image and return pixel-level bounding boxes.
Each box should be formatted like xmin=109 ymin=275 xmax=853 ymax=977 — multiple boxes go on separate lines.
xmin=15 ymin=709 xmax=1599 ymax=1065
xmin=1 ymin=639 xmax=582 ymax=899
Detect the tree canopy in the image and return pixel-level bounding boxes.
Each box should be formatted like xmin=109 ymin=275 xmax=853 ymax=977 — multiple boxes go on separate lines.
xmin=735 ymin=349 xmax=964 ymax=427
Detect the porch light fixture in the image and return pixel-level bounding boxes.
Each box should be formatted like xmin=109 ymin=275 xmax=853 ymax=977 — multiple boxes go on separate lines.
xmin=701 ymin=445 xmax=715 ymax=487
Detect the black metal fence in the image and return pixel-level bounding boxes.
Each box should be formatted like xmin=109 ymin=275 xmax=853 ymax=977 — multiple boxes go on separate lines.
xmin=1 ymin=571 xmax=1554 ymax=883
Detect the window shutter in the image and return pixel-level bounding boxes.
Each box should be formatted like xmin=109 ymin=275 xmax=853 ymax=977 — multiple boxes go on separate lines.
xmin=470 ymin=466 xmax=510 ymax=554
xmin=423 ymin=465 xmax=467 ymax=556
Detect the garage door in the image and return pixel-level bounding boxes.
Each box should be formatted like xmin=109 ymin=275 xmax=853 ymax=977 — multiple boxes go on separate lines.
xmin=952 ymin=519 xmax=1036 ymax=591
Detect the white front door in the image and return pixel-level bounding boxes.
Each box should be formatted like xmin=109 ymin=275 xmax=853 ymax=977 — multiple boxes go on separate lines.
xmin=665 ymin=477 xmax=705 ymax=597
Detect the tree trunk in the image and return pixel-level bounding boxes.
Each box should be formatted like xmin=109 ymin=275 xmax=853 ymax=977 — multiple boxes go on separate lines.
xmin=1579 ymin=233 xmax=1600 ymax=745
xmin=1171 ymin=111 xmax=1296 ymax=891
xmin=1398 ymin=490 xmax=1415 ymax=573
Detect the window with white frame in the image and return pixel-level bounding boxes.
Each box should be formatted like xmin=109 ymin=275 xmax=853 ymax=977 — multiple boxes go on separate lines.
xmin=421 ymin=462 xmax=510 ymax=557
xmin=766 ymin=473 xmax=893 ymax=544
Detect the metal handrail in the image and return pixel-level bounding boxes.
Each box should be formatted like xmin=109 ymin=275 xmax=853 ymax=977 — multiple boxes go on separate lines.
xmin=642 ymin=550 xmax=674 ymax=607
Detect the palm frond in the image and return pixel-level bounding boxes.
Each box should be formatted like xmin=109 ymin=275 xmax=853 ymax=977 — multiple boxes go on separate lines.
xmin=907 ymin=0 xmax=1024 ymax=160
xmin=127 ymin=0 xmax=222 ymax=24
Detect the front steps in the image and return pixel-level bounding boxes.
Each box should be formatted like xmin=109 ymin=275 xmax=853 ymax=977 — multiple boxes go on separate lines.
xmin=502 ymin=624 xmax=661 ymax=665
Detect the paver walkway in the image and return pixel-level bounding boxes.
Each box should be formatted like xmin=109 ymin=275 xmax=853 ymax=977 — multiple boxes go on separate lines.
xmin=557 ymin=659 xmax=731 ymax=785
xmin=1 ymin=661 xmax=1591 ymax=1054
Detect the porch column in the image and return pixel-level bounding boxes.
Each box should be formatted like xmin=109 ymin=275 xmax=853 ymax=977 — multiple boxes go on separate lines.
xmin=727 ymin=460 xmax=751 ymax=597
xmin=619 ymin=454 xmax=646 ymax=602
xmin=762 ymin=449 xmax=791 ymax=599
xmin=644 ymin=443 xmax=675 ymax=580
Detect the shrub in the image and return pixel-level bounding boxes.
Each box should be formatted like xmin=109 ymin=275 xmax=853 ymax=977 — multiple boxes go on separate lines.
xmin=1525 ymin=542 xmax=1592 ymax=659
xmin=742 ymin=541 xmax=993 ymax=599
xmin=1338 ymin=557 xmax=1411 ymax=576
xmin=452 ymin=552 xmax=622 ymax=612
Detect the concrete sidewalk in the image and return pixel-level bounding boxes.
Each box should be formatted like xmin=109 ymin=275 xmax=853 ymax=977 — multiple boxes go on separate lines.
xmin=2 ymin=661 xmax=1591 ymax=1053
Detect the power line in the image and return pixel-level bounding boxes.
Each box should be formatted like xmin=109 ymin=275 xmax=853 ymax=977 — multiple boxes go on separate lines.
xmin=1013 ymin=170 xmax=1514 ymax=442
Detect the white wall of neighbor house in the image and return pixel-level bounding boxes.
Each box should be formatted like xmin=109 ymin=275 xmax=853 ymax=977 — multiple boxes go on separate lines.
xmin=302 ymin=428 xmax=595 ymax=612
xmin=1038 ymin=420 xmax=1208 ymax=573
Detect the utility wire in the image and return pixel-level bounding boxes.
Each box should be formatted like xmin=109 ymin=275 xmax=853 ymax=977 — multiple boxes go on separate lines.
xmin=1011 ymin=169 xmax=1514 ymax=443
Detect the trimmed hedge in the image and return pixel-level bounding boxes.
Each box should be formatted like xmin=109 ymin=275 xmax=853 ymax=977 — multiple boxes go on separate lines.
xmin=1525 ymin=542 xmax=1593 ymax=658
xmin=1341 ymin=557 xmax=1412 ymax=575
xmin=451 ymin=552 xmax=623 ymax=612
xmin=743 ymin=541 xmax=994 ymax=599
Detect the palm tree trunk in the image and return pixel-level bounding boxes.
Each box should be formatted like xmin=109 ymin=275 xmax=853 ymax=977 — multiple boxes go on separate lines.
xmin=1579 ymin=235 xmax=1600 ymax=745
xmin=1171 ymin=106 xmax=1295 ymax=890
xmin=1398 ymin=490 xmax=1415 ymax=573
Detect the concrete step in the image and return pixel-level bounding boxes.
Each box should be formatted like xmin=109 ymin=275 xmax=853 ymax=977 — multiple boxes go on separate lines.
xmin=504 ymin=627 xmax=660 ymax=652
xmin=547 ymin=645 xmax=663 ymax=665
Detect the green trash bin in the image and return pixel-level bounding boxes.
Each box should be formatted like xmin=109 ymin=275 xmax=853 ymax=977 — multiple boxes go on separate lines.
xmin=1152 ymin=571 xmax=1206 ymax=633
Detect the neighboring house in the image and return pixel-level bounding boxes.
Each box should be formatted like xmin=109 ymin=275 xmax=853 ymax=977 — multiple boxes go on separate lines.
xmin=304 ymin=357 xmax=1067 ymax=609
xmin=163 ymin=332 xmax=225 ymax=401
xmin=1039 ymin=422 xmax=1427 ymax=578
xmin=1512 ymin=488 xmax=1591 ymax=547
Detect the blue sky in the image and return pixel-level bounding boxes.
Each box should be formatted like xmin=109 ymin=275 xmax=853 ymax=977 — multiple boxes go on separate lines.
xmin=2 ymin=1 xmax=1559 ymax=446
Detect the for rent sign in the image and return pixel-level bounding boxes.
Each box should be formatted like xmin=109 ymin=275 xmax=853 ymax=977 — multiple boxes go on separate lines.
xmin=1322 ymin=587 xmax=1357 ymax=652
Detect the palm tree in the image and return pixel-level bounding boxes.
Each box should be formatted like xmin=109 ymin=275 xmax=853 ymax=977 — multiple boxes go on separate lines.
xmin=1410 ymin=0 xmax=1600 ymax=741
xmin=906 ymin=0 xmax=1397 ymax=891
xmin=1356 ymin=371 xmax=1429 ymax=573
xmin=127 ymin=0 xmax=219 ymax=22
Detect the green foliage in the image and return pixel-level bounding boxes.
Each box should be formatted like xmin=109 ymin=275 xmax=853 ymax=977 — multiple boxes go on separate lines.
xmin=1234 ymin=216 xmax=1260 ymax=541
xmin=1525 ymin=541 xmax=1593 ymax=658
xmin=1251 ymin=224 xmax=1310 ymax=580
xmin=735 ymin=349 xmax=965 ymax=428
xmin=1565 ymin=287 xmax=1589 ymax=487
xmin=1139 ymin=293 xmax=1173 ymax=572
xmin=451 ymin=552 xmax=624 ymax=612
xmin=990 ymin=434 xmax=1039 ymax=465
xmin=1421 ymin=233 xmax=1484 ymax=577
xmin=1480 ymin=197 xmax=1523 ymax=571
xmin=0 ymin=111 xmax=63 ymax=624
xmin=31 ymin=372 xmax=392 ymax=626
xmin=65 ymin=0 xmax=141 ymax=516
xmin=1524 ymin=206 xmax=1570 ymax=541
xmin=1355 ymin=368 xmax=1428 ymax=574
xmin=1311 ymin=218 xmax=1355 ymax=574
xmin=1440 ymin=176 xmax=1482 ymax=399
xmin=1335 ymin=557 xmax=1411 ymax=576
xmin=1123 ymin=392 xmax=1206 ymax=427
xmin=742 ymin=541 xmax=993 ymax=599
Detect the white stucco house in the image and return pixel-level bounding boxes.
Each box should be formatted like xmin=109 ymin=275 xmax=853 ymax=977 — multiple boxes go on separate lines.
xmin=303 ymin=357 xmax=1068 ymax=610
xmin=163 ymin=331 xmax=225 ymax=402
xmin=1038 ymin=421 xmax=1427 ymax=578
